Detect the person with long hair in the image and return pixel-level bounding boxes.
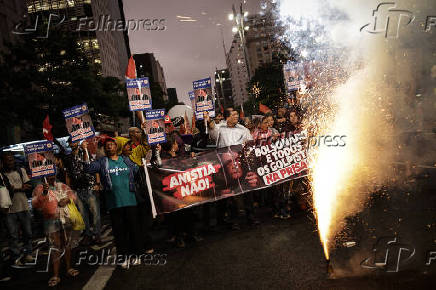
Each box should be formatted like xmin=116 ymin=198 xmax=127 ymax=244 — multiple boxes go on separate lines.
xmin=251 ymin=113 xmax=279 ymax=146
xmin=32 ymin=175 xmax=79 ymax=287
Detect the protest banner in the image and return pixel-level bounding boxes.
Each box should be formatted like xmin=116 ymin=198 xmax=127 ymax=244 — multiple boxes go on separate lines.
xmin=144 ymin=133 xmax=308 ymax=217
xmin=192 ymin=77 xmax=215 ymax=120
xmin=126 ymin=77 xmax=152 ymax=111
xmin=62 ymin=104 xmax=95 ymax=143
xmin=145 ymin=109 xmax=166 ymax=145
xmin=24 ymin=141 xmax=56 ymax=179
xmin=283 ymin=60 xmax=304 ymax=94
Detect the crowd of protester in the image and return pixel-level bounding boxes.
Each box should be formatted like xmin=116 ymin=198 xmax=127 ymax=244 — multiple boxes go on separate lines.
xmin=0 ymin=96 xmax=309 ymax=287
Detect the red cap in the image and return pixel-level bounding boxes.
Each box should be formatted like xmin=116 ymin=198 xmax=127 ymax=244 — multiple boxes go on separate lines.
xmin=164 ymin=115 xmax=172 ymax=124
xmin=102 ymin=137 xmax=117 ymax=146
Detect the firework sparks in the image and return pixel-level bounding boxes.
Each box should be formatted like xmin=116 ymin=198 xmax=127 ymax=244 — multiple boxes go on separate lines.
xmin=277 ymin=0 xmax=399 ymax=261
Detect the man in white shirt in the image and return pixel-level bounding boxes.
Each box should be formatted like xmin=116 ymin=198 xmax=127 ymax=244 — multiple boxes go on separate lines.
xmin=208 ymin=108 xmax=253 ymax=148
xmin=207 ymin=108 xmax=259 ymax=227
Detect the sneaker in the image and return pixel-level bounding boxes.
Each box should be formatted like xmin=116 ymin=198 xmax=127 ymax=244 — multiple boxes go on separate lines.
xmin=10 ymin=256 xmax=25 ymax=268
xmin=0 ymin=276 xmax=11 ymax=282
xmin=145 ymin=248 xmax=154 ymax=254
xmin=273 ymin=213 xmax=280 ymax=219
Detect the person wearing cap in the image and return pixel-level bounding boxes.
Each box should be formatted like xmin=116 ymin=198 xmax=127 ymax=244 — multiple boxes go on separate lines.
xmin=84 ymin=138 xmax=141 ymax=269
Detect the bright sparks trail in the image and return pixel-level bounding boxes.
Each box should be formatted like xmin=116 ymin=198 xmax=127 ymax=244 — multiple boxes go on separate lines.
xmin=277 ymin=0 xmax=384 ymax=260
xmin=310 ymin=76 xmax=363 ymax=260
xmin=278 ymin=0 xmax=433 ymax=265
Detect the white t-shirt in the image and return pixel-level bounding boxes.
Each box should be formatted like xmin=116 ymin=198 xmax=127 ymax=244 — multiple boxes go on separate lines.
xmin=4 ymin=168 xmax=30 ymax=213
xmin=211 ymin=124 xmax=253 ymax=148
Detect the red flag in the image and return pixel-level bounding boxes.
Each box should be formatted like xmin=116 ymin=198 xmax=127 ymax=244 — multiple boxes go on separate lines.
xmin=125 ymin=55 xmax=136 ymax=79
xmin=240 ymin=104 xmax=245 ymax=119
xmin=42 ymin=115 xmax=53 ymax=141
xmin=220 ymin=104 xmax=224 ymax=114
xmin=259 ymin=103 xmax=271 ymax=114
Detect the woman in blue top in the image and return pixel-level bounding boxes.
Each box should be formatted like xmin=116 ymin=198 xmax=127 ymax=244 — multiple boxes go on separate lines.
xmin=85 ymin=138 xmax=141 ymax=269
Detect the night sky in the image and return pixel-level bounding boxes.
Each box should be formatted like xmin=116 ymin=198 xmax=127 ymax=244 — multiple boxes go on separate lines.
xmin=123 ymin=0 xmax=261 ymax=105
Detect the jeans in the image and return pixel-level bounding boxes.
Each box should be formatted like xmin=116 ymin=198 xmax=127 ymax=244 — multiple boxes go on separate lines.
xmin=76 ymin=191 xmax=101 ymax=238
xmin=5 ymin=211 xmax=32 ymax=258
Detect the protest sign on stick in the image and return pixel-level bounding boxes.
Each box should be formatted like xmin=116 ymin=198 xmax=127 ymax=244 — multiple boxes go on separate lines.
xmin=126 ymin=77 xmax=152 ymax=111
xmin=189 ymin=91 xmax=202 ymax=119
xmin=193 ymin=77 xmax=215 ymax=120
xmin=144 ymin=109 xmax=166 ymax=145
xmin=62 ymin=104 xmax=95 ymax=143
xmin=24 ymin=141 xmax=56 ymax=179
xmin=283 ymin=60 xmax=304 ymax=95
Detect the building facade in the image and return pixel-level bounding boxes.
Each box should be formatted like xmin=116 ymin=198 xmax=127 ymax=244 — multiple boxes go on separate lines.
xmin=90 ymin=0 xmax=130 ymax=79
xmin=134 ymin=53 xmax=168 ymax=101
xmin=226 ymin=9 xmax=287 ymax=107
xmin=25 ymin=0 xmax=130 ymax=80
xmin=226 ymin=36 xmax=249 ymax=107
xmin=167 ymin=88 xmax=178 ymax=104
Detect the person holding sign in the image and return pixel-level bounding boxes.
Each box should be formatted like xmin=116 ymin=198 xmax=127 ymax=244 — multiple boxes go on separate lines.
xmin=209 ymin=108 xmax=253 ymax=148
xmin=84 ymin=138 xmax=141 ymax=269
xmin=1 ymin=152 xmax=33 ymax=267
xmin=64 ymin=138 xmax=101 ymax=246
xmin=208 ymin=109 xmax=260 ymax=227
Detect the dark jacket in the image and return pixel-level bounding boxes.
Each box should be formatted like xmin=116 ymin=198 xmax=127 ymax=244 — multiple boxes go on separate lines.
xmin=85 ymin=155 xmax=138 ymax=193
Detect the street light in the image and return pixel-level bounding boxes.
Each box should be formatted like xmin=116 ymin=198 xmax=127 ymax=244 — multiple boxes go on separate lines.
xmin=229 ymin=3 xmax=251 ymax=80
xmin=216 ymin=68 xmax=227 ymax=107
